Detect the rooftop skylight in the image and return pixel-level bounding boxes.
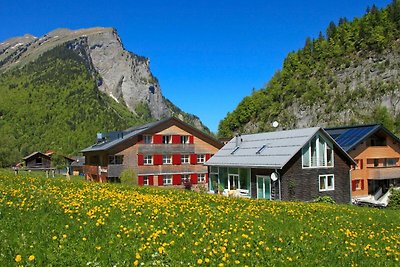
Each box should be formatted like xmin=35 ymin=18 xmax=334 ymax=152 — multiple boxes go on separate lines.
xmin=256 ymin=144 xmax=267 ymax=154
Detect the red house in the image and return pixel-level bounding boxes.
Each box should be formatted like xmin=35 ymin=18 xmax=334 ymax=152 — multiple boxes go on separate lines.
xmin=81 ymin=117 xmax=222 ymax=186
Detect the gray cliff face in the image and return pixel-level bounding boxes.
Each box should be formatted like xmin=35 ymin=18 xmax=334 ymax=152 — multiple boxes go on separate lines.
xmin=0 ymin=27 xmax=208 ymax=131
xmin=84 ymin=28 xmax=169 ymax=118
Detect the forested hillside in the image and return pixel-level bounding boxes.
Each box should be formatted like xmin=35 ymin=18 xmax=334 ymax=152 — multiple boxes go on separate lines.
xmin=218 ymin=1 xmax=400 ymax=138
xmin=0 ymin=45 xmax=145 ymax=167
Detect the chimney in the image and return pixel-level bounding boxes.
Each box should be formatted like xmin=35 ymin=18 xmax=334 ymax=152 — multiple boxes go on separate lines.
xmin=235 ymin=133 xmax=242 ymax=147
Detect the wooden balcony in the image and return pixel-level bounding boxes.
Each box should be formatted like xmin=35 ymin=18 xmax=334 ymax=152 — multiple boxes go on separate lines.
xmin=84 ymin=165 xmax=108 ymax=175
xmin=367 ymin=167 xmax=400 ymax=180
xmin=138 ymin=144 xmax=195 ymax=154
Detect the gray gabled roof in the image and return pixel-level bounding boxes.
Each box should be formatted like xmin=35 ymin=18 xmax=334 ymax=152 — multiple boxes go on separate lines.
xmin=206 ymin=127 xmax=355 ymax=169
xmin=81 ymin=117 xmax=222 ymax=153
xmin=81 ymin=119 xmax=164 ymax=153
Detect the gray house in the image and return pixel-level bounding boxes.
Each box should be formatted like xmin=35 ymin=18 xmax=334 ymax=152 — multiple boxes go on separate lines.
xmin=206 ymin=127 xmax=355 ymax=203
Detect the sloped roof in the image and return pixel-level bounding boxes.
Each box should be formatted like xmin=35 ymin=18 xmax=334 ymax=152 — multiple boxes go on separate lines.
xmin=325 ymin=124 xmax=400 ymax=152
xmin=23 ymin=151 xmax=50 ymax=160
xmin=81 ymin=120 xmax=162 ymax=153
xmin=206 ymin=127 xmax=321 ymax=169
xmin=81 ymin=117 xmax=222 ymax=153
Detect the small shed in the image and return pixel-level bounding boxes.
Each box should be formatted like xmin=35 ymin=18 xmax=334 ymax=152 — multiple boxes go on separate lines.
xmin=23 ymin=152 xmax=53 ymax=171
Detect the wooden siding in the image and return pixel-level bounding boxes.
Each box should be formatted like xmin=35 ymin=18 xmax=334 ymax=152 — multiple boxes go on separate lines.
xmin=279 ymin=150 xmax=351 ymax=203
xmin=349 ymin=133 xmax=400 ymax=197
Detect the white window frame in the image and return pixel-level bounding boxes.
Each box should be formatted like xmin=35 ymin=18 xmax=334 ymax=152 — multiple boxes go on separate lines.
xmin=198 ymin=173 xmax=206 ymax=183
xmin=181 ymin=154 xmax=189 ymax=164
xmin=143 ymin=155 xmax=153 ymax=165
xmin=163 ymin=175 xmax=172 ymax=185
xmin=181 ymin=135 xmax=189 ymax=144
xmin=319 ymin=174 xmax=335 ymax=192
xmin=355 ymin=179 xmax=361 ymax=190
xmin=302 ymin=134 xmax=334 ymax=169
xmin=163 ymin=155 xmax=172 ymax=164
xmin=162 ymin=135 xmax=172 ymax=144
xmin=143 ymin=135 xmax=152 ymax=144
xmin=143 ymin=176 xmax=150 ymax=186
xmin=197 ymin=154 xmax=205 ymax=164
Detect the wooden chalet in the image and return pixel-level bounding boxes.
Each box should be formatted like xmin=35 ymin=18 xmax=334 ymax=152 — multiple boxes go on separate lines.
xmin=81 ymin=117 xmax=223 ymax=186
xmin=326 ymin=124 xmax=400 ymax=199
xmin=23 ymin=151 xmax=74 ymax=173
xmin=206 ymin=127 xmax=355 ymax=203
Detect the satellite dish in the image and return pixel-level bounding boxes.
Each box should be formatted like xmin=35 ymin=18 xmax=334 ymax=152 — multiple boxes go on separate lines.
xmin=272 ymin=121 xmax=279 ymax=128
xmin=271 ymin=172 xmax=279 ymax=182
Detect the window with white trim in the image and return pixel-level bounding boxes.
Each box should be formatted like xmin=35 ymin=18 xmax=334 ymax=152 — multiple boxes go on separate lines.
xmin=144 ymin=155 xmax=153 ymax=165
xmin=143 ymin=135 xmax=152 ymax=144
xmin=302 ymin=134 xmax=334 ymax=168
xmin=181 ymin=174 xmax=190 ymax=184
xmin=198 ymin=174 xmax=206 ymax=183
xmin=181 ymin=154 xmax=189 ymax=164
xmin=163 ymin=155 xmax=172 ymax=164
xmin=319 ymin=174 xmax=334 ymax=191
xmin=143 ymin=176 xmax=150 ymax=186
xmin=162 ymin=135 xmax=171 ymax=144
xmin=197 ymin=154 xmax=205 ymax=163
xmin=181 ymin=135 xmax=189 ymax=144
xmin=163 ymin=175 xmax=172 ymax=185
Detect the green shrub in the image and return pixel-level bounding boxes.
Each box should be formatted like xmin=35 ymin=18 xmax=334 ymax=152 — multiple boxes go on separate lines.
xmin=388 ymin=188 xmax=400 ymax=209
xmin=314 ymin=196 xmax=336 ymax=204
xmin=119 ymin=168 xmax=137 ymax=185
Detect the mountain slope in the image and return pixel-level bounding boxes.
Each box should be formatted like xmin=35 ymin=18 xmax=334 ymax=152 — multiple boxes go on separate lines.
xmin=218 ymin=1 xmax=400 ymax=138
xmin=0 ymin=28 xmax=209 ymax=167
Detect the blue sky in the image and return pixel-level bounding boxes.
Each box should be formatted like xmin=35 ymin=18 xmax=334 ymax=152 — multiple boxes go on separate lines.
xmin=0 ymin=0 xmax=392 ymax=132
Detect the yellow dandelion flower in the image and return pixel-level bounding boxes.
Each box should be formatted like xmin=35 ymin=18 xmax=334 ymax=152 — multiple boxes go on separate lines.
xmin=15 ymin=255 xmax=22 ymax=262
xmin=133 ymin=260 xmax=139 ymax=266
xmin=28 ymin=255 xmax=35 ymax=261
xmin=197 ymin=258 xmax=203 ymax=264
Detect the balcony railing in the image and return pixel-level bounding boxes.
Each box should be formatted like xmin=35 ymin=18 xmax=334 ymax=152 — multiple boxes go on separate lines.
xmin=84 ymin=165 xmax=108 ymax=175
xmin=367 ymin=167 xmax=400 ymax=180
xmin=138 ymin=144 xmax=195 ymax=154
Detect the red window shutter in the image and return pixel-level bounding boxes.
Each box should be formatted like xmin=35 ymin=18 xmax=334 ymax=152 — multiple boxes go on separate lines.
xmin=189 ymin=135 xmax=194 ymax=144
xmin=360 ymin=159 xmax=363 ymax=169
xmin=138 ymin=176 xmax=144 ymax=186
xmin=172 ymin=135 xmax=180 ymax=144
xmin=173 ymin=174 xmax=181 ymax=185
xmin=352 ymin=180 xmax=357 ymax=191
xmin=172 ymin=154 xmax=181 ymax=165
xmin=158 ymin=175 xmax=163 ymax=186
xmin=138 ymin=154 xmax=144 ymax=166
xmin=205 ymin=154 xmax=211 ymax=161
xmin=361 ymin=179 xmax=364 ymax=190
xmin=205 ymin=173 xmax=209 ymax=183
xmin=190 ymin=154 xmax=197 ymax=165
xmin=149 ymin=175 xmax=154 ymax=185
xmin=154 ymin=154 xmax=163 ymax=165
xmin=191 ymin=173 xmax=198 ymax=184
xmin=153 ymin=135 xmax=162 ymax=144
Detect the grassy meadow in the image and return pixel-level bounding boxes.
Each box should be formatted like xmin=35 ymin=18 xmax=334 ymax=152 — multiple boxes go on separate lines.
xmin=0 ymin=169 xmax=399 ymax=266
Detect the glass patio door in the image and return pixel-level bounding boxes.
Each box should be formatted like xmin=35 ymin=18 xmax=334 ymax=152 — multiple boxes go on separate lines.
xmin=257 ymin=175 xmax=271 ymax=199
xmin=228 ymin=174 xmax=239 ymax=190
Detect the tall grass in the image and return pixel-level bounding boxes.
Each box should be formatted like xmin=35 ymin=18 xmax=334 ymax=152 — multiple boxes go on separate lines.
xmin=0 ymin=169 xmax=399 ymax=266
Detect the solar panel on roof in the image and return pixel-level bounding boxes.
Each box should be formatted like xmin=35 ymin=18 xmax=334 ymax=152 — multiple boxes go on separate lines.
xmin=334 ymin=126 xmax=376 ymax=150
